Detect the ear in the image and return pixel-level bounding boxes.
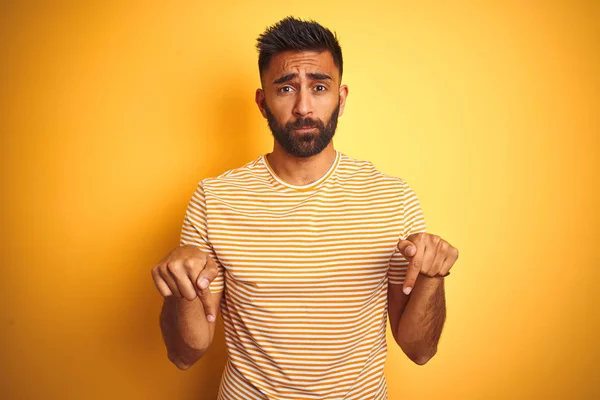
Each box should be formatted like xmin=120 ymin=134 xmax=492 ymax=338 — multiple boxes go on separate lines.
xmin=338 ymin=84 xmax=349 ymax=117
xmin=255 ymin=88 xmax=267 ymax=119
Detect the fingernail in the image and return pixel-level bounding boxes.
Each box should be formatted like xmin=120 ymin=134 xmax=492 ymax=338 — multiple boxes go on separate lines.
xmin=198 ymin=278 xmax=209 ymax=289
xmin=403 ymin=286 xmax=412 ymax=295
xmin=406 ymin=246 xmax=415 ymax=255
xmin=207 ymin=314 xmax=215 ymax=323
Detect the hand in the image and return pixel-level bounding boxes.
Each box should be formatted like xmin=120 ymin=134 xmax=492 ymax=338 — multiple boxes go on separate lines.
xmin=151 ymin=245 xmax=219 ymax=322
xmin=396 ymin=232 xmax=459 ymax=295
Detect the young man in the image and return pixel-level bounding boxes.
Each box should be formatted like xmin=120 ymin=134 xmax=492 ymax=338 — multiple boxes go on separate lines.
xmin=152 ymin=16 xmax=459 ymax=400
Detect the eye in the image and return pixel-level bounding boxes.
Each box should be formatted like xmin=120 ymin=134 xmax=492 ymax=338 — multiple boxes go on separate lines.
xmin=314 ymin=85 xmax=327 ymax=92
xmin=279 ymin=86 xmax=294 ymax=93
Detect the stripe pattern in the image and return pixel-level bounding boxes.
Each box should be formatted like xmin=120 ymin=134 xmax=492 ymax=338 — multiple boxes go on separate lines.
xmin=180 ymin=150 xmax=426 ymax=399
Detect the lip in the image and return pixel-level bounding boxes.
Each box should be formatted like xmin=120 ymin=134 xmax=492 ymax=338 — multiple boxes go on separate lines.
xmin=293 ymin=127 xmax=317 ymax=131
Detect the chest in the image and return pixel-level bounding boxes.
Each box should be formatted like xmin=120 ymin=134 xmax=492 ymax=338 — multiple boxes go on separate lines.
xmin=206 ymin=191 xmax=403 ymax=293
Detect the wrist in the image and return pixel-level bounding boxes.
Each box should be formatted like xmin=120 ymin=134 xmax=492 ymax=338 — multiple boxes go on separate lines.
xmin=414 ymin=273 xmax=443 ymax=291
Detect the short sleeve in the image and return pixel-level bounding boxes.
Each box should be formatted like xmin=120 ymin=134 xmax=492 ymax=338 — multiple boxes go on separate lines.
xmin=388 ymin=179 xmax=427 ymax=285
xmin=179 ymin=181 xmax=225 ymax=293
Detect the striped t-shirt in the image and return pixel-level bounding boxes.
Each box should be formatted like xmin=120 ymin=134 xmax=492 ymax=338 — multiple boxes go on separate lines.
xmin=180 ymin=150 xmax=427 ymax=400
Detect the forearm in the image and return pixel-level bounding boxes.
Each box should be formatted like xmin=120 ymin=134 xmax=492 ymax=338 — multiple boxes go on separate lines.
xmin=396 ymin=275 xmax=446 ymax=364
xmin=160 ymin=296 xmax=212 ymax=369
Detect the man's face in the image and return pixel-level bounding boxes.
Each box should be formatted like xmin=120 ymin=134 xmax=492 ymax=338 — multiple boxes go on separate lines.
xmin=256 ymin=50 xmax=348 ymax=158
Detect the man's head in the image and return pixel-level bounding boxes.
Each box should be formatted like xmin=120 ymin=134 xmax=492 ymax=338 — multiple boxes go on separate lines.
xmin=255 ymin=17 xmax=349 ymax=158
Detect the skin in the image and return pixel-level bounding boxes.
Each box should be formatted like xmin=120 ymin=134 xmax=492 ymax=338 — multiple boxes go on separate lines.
xmin=389 ymin=233 xmax=459 ymax=364
xmin=153 ymin=48 xmax=460 ymax=369
xmin=152 ymin=245 xmax=223 ymax=370
xmin=255 ymin=50 xmax=349 ymax=186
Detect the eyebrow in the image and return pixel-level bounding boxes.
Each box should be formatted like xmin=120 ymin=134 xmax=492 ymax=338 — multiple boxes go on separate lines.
xmin=273 ymin=72 xmax=333 ymax=84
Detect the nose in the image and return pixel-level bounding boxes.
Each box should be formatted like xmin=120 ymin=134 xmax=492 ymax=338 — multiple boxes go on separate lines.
xmin=292 ymin=87 xmax=313 ymax=118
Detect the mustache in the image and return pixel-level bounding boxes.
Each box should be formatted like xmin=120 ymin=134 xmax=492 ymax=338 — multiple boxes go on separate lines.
xmin=288 ymin=117 xmax=323 ymax=129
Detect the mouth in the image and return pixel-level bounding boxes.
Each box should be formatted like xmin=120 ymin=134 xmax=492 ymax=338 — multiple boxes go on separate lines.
xmin=293 ymin=126 xmax=318 ymax=132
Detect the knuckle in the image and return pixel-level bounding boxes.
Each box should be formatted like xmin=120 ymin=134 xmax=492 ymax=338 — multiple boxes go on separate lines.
xmin=204 ymin=277 xmax=215 ymax=286
xmin=182 ymin=258 xmax=197 ymax=271
xmin=166 ymin=261 xmax=179 ymax=274
xmin=199 ymin=287 xmax=211 ymax=298
xmin=184 ymin=292 xmax=196 ymax=301
xmin=202 ymin=301 xmax=213 ymax=313
xmin=156 ymin=266 xmax=168 ymax=279
xmin=205 ymin=258 xmax=218 ymax=273
xmin=153 ymin=266 xmax=165 ymax=279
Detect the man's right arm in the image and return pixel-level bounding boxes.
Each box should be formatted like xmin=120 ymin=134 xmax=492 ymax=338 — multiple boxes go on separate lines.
xmin=159 ymin=290 xmax=223 ymax=370
xmin=156 ymin=180 xmax=225 ymax=369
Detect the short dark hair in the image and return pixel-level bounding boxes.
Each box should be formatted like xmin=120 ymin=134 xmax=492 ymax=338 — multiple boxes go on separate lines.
xmin=256 ymin=16 xmax=343 ymax=82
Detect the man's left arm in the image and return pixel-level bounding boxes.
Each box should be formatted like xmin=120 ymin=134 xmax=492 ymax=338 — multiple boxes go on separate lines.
xmin=387 ymin=179 xmax=459 ymax=364
xmin=388 ymin=232 xmax=458 ymax=365
xmin=388 ymin=267 xmax=447 ymax=365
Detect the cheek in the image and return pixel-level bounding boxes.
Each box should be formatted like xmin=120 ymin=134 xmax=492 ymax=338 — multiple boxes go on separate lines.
xmin=318 ymin=93 xmax=339 ymax=108
xmin=319 ymin=98 xmax=339 ymax=118
xmin=268 ymin=98 xmax=294 ymax=120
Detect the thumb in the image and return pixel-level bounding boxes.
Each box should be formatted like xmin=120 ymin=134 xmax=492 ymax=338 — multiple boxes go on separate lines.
xmin=397 ymin=240 xmax=417 ymax=257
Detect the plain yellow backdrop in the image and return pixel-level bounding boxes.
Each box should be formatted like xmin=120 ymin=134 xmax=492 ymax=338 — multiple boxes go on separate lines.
xmin=1 ymin=1 xmax=598 ymax=399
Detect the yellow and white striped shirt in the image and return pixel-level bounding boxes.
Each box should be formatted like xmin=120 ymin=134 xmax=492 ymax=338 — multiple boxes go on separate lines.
xmin=180 ymin=150 xmax=427 ymax=399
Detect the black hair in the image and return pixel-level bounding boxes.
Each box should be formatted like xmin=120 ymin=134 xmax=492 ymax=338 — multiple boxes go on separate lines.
xmin=256 ymin=16 xmax=343 ymax=81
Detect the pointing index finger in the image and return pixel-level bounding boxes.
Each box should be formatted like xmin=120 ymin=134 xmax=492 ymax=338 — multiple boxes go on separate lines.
xmin=196 ymin=255 xmax=219 ymax=323
xmin=403 ymin=242 xmax=423 ymax=295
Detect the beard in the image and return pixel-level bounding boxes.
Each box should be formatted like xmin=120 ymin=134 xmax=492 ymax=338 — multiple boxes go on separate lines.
xmin=264 ymin=99 xmax=340 ymax=158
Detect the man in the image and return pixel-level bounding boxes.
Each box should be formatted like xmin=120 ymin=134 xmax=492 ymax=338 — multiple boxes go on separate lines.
xmin=152 ymin=16 xmax=459 ymax=399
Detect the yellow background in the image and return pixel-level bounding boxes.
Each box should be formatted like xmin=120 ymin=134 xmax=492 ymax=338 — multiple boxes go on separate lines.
xmin=1 ymin=1 xmax=598 ymax=399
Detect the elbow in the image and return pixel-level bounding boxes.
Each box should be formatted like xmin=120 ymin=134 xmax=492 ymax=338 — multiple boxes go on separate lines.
xmin=398 ymin=338 xmax=437 ymax=366
xmin=169 ymin=354 xmax=193 ymax=370
xmin=167 ymin=345 xmax=208 ymax=370
xmin=409 ymin=349 xmax=437 ymax=366
xmin=411 ymin=354 xmax=433 ymax=366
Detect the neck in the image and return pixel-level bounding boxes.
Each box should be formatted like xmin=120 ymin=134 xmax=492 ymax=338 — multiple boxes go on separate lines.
xmin=266 ymin=142 xmax=336 ymax=186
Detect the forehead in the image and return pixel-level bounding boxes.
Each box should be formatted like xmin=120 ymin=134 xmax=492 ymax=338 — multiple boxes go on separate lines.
xmin=266 ymin=50 xmax=338 ymax=81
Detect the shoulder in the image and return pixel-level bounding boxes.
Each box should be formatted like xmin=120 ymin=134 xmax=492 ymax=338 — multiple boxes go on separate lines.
xmin=198 ymin=155 xmax=266 ymax=194
xmin=338 ymin=152 xmax=408 ymax=191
